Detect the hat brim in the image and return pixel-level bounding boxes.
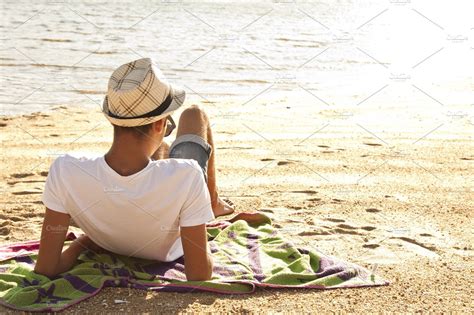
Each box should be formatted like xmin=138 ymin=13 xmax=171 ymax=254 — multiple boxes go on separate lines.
xmin=102 ymin=87 xmax=186 ymax=127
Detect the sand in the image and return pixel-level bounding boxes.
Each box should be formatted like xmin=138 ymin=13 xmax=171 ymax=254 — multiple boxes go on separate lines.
xmin=0 ymin=105 xmax=472 ymax=313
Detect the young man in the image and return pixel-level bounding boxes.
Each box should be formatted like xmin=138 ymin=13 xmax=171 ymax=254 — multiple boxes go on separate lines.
xmin=34 ymin=58 xmax=234 ymax=281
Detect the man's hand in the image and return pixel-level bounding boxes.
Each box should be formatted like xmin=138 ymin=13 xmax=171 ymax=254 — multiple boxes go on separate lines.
xmin=74 ymin=235 xmax=104 ymax=253
xmin=180 ymin=224 xmax=213 ymax=281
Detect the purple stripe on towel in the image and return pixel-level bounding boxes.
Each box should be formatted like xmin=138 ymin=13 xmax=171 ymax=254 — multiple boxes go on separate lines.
xmin=14 ymin=256 xmax=35 ymax=265
xmin=62 ymin=274 xmax=98 ymax=294
xmin=246 ymin=233 xmax=265 ymax=281
xmin=315 ymin=263 xmax=357 ymax=281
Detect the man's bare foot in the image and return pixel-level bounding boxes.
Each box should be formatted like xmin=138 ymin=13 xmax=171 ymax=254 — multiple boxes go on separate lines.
xmin=212 ymin=196 xmax=235 ymax=217
xmin=228 ymin=212 xmax=271 ymax=226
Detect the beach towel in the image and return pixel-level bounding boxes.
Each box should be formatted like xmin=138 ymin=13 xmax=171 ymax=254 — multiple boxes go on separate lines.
xmin=0 ymin=216 xmax=388 ymax=312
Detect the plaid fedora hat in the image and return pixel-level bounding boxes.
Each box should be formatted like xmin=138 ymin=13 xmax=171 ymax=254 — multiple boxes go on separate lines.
xmin=102 ymin=58 xmax=185 ymax=127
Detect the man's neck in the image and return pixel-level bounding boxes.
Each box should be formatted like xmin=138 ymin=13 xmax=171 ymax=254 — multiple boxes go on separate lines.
xmin=104 ymin=141 xmax=152 ymax=176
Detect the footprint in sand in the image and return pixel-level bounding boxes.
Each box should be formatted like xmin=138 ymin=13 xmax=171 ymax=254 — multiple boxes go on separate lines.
xmin=39 ymin=171 xmax=49 ymax=177
xmin=11 ymin=173 xmax=35 ymax=179
xmin=284 ymin=218 xmax=305 ymax=224
xmin=322 ymin=151 xmax=334 ymax=154
xmin=277 ymin=161 xmax=293 ymax=166
xmin=460 ymin=157 xmax=473 ymax=161
xmin=307 ymin=197 xmax=322 ymax=202
xmin=288 ymin=205 xmax=303 ymax=210
xmin=363 ymin=142 xmax=383 ymax=147
xmin=337 ymin=223 xmax=357 ymax=230
xmin=10 ymin=216 xmax=25 ymax=222
xmin=317 ymin=145 xmax=330 ymax=148
xmin=260 ymin=158 xmax=275 ymax=161
xmin=363 ymin=243 xmax=380 ymax=249
xmin=291 ymin=190 xmax=317 ymax=194
xmin=12 ymin=190 xmax=42 ymax=195
xmin=325 ymin=218 xmax=345 ymax=223
xmin=333 ymin=228 xmax=361 ymax=235
xmin=366 ymin=208 xmax=381 ymax=213
xmin=0 ymin=226 xmax=10 ymax=235
xmin=8 ymin=180 xmax=45 ymax=186
xmin=0 ymin=123 xmax=7 ymax=127
xmin=331 ymin=198 xmax=343 ymax=203
xmin=395 ymin=236 xmax=437 ymax=251
xmin=298 ymin=230 xmax=331 ymax=236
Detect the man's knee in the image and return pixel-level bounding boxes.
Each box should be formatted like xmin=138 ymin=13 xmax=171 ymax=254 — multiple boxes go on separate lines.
xmin=176 ymin=104 xmax=210 ymax=138
xmin=181 ymin=104 xmax=208 ymax=123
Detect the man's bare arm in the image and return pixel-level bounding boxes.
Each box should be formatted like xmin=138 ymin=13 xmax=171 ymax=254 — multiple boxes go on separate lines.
xmin=34 ymin=208 xmax=99 ymax=278
xmin=180 ymin=224 xmax=213 ymax=281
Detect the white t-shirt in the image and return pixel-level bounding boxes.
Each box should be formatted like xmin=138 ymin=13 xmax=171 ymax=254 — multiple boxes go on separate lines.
xmin=42 ymin=153 xmax=215 ymax=262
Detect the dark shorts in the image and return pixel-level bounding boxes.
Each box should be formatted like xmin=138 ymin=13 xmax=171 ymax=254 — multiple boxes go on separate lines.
xmin=168 ymin=134 xmax=212 ymax=183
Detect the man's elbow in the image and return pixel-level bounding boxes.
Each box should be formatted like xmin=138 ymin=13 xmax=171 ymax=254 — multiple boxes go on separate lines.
xmin=185 ymin=256 xmax=213 ymax=281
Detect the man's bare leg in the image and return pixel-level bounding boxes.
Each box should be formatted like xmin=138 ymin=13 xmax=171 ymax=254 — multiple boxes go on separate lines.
xmin=154 ymin=105 xmax=234 ymax=217
xmin=151 ymin=141 xmax=169 ymax=160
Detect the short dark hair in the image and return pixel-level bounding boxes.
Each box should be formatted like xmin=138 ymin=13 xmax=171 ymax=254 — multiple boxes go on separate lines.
xmin=113 ymin=123 xmax=153 ymax=138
